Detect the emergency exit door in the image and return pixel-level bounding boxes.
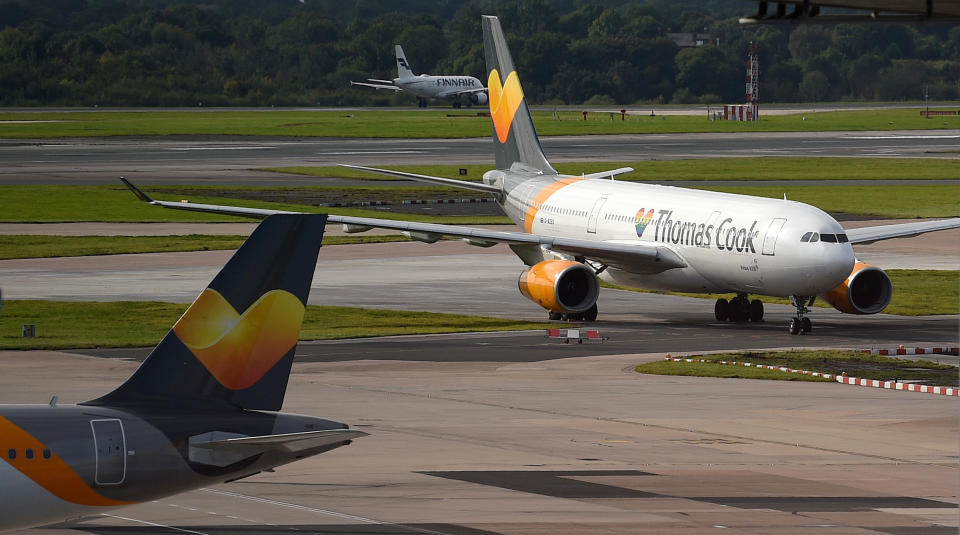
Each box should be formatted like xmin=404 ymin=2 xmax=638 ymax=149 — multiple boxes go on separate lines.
xmin=91 ymin=419 xmax=126 ymax=485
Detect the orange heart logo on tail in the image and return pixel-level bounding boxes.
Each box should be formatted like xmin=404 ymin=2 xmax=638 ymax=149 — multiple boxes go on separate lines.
xmin=174 ymin=288 xmax=305 ymax=390
xmin=488 ymin=69 xmax=524 ymax=143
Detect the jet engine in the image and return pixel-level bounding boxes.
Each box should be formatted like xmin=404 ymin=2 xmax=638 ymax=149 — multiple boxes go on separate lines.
xmin=470 ymin=92 xmax=489 ymax=105
xmin=518 ymin=260 xmax=599 ymax=315
xmin=820 ymin=262 xmax=892 ymax=315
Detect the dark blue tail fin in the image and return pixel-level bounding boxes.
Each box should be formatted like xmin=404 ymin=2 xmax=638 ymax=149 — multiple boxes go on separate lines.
xmin=87 ymin=214 xmax=326 ymax=411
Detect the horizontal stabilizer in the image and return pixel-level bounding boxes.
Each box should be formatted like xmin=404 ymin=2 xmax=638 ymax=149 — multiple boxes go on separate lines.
xmin=189 ymin=429 xmax=368 ymax=467
xmin=339 ymin=164 xmax=501 ymax=194
xmin=579 ymin=167 xmax=634 ymax=179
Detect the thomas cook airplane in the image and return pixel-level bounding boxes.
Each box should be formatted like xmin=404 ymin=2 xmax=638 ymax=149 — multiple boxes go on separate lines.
xmin=0 ymin=214 xmax=365 ymax=532
xmin=351 ymin=45 xmax=487 ymax=108
xmin=121 ymin=15 xmax=960 ymax=336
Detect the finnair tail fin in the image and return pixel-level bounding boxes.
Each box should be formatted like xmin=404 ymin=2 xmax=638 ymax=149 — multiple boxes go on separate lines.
xmin=482 ymin=15 xmax=556 ymax=175
xmin=395 ymin=45 xmax=415 ymax=78
xmin=87 ymin=214 xmax=326 ymax=412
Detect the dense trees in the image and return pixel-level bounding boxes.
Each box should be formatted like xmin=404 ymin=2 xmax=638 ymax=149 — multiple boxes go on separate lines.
xmin=0 ymin=0 xmax=956 ymax=106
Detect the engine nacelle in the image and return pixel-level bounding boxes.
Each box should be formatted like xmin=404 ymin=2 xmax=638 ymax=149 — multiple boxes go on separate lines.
xmin=518 ymin=260 xmax=599 ymax=313
xmin=470 ymin=92 xmax=488 ymax=105
xmin=820 ymin=262 xmax=892 ymax=315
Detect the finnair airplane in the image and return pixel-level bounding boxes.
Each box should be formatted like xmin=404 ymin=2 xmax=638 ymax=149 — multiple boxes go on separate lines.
xmin=351 ymin=45 xmax=487 ymax=108
xmin=0 ymin=215 xmax=365 ymax=532
xmin=123 ymin=16 xmax=959 ymax=335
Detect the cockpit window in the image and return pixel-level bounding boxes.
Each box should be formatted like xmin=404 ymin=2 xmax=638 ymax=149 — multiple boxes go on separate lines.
xmin=800 ymin=232 xmax=812 ymax=242
xmin=821 ymin=233 xmax=838 ymax=243
xmin=837 ymin=233 xmax=849 ymax=243
xmin=809 ymin=233 xmax=819 ymax=243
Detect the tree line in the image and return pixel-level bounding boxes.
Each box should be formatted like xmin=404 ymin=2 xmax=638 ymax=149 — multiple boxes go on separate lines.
xmin=0 ymin=0 xmax=957 ymax=107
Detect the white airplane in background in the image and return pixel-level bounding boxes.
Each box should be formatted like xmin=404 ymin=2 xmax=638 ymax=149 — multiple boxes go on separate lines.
xmin=351 ymin=45 xmax=487 ymax=108
xmin=123 ymin=15 xmax=960 ymax=335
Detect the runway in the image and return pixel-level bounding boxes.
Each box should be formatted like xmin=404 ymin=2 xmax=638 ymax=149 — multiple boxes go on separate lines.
xmin=5 ymin=350 xmax=956 ymax=534
xmin=1 ymin=130 xmax=957 ymax=185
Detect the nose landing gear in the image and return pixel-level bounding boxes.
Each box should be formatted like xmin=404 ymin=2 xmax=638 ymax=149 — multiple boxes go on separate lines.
xmin=714 ymin=293 xmax=764 ymax=323
xmin=789 ymin=296 xmax=814 ymax=335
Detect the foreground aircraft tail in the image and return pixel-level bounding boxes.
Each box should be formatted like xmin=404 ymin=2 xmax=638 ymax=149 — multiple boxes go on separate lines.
xmin=87 ymin=214 xmax=326 ymax=411
xmin=482 ymin=15 xmax=556 ymax=175
xmin=396 ymin=45 xmax=415 ymax=78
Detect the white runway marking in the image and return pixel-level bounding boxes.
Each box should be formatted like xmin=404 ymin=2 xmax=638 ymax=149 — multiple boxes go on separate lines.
xmin=202 ymin=488 xmax=455 ymax=535
xmin=166 ymin=146 xmax=275 ymax=151
xmin=848 ymin=135 xmax=960 ymax=140
xmin=101 ymin=514 xmax=210 ymax=534
xmin=319 ymin=150 xmax=425 ymax=155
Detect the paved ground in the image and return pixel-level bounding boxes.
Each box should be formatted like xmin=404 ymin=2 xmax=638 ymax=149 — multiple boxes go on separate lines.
xmin=5 ymin=350 xmax=957 ymax=535
xmin=1 ymin=130 xmax=957 ymax=186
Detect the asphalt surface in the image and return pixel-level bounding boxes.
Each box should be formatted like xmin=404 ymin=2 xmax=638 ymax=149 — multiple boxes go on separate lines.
xmin=6 ymin=350 xmax=957 ymax=535
xmin=1 ymin=130 xmax=957 ymax=185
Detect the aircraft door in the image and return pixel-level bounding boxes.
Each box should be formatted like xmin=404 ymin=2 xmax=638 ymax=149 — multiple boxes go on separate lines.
xmin=586 ymin=196 xmax=608 ymax=234
xmin=91 ymin=419 xmax=126 ymax=485
xmin=762 ymin=218 xmax=787 ymax=256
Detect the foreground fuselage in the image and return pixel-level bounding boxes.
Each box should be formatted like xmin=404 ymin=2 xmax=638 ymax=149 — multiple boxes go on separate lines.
xmin=0 ymin=404 xmax=348 ymax=531
xmin=486 ymin=170 xmax=855 ymax=298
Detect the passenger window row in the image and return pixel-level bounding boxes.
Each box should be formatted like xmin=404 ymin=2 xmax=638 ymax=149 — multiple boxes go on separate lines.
xmin=800 ymin=232 xmax=848 ymax=243
xmin=604 ymin=213 xmax=631 ymax=222
xmin=7 ymin=448 xmax=52 ymax=460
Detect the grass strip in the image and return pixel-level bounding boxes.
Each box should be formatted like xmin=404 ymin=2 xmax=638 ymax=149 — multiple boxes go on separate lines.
xmin=0 ymin=300 xmax=550 ymax=350
xmin=0 ymin=185 xmax=511 ymax=223
xmin=635 ymin=349 xmax=957 ymax=386
xmin=265 ymin=157 xmax=960 ymax=183
xmin=0 ymin=108 xmax=957 ymax=139
xmin=0 ymin=234 xmax=419 ymax=260
xmin=604 ymin=270 xmax=959 ymax=316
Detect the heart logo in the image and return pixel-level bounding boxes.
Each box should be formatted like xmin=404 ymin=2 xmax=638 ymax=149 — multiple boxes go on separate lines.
xmin=174 ymin=288 xmax=305 ymax=390
xmin=488 ymin=69 xmax=524 ymax=144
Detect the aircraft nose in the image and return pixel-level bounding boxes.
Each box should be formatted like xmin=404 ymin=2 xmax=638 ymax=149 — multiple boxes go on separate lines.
xmin=817 ymin=243 xmax=855 ymax=290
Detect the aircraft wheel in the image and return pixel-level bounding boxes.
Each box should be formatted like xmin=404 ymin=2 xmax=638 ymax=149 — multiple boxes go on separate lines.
xmin=730 ymin=301 xmax=748 ymax=322
xmin=789 ymin=318 xmax=800 ymax=335
xmin=801 ymin=317 xmax=812 ymax=334
xmin=583 ymin=304 xmax=598 ymax=322
xmin=749 ymin=299 xmax=764 ymax=322
xmin=714 ymin=298 xmax=729 ymax=321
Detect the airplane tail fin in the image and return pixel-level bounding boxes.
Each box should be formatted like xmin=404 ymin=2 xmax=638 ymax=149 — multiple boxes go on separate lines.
xmin=482 ymin=15 xmax=556 ymax=175
xmin=87 ymin=214 xmax=326 ymax=412
xmin=395 ymin=44 xmax=415 ymax=78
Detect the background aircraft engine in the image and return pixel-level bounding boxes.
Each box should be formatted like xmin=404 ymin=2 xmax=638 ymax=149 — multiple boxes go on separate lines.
xmin=518 ymin=260 xmax=599 ymax=313
xmin=820 ymin=262 xmax=893 ymax=315
xmin=470 ymin=92 xmax=488 ymax=105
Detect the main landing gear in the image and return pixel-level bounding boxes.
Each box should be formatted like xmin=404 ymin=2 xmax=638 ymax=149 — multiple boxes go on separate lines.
xmin=548 ymin=303 xmax=598 ymax=322
xmin=714 ymin=293 xmax=764 ymax=323
xmin=789 ymin=295 xmax=814 ymax=335
xmin=416 ymin=97 xmax=428 ymax=108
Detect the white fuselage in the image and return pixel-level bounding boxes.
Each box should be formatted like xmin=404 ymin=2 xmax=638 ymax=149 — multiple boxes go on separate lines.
xmin=493 ymin=174 xmax=855 ymax=298
xmin=395 ymin=74 xmax=483 ymax=99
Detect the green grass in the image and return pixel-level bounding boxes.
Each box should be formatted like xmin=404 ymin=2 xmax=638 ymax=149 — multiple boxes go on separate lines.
xmin=268 ymin=157 xmax=960 ymax=183
xmin=0 ymin=108 xmax=957 ymax=139
xmin=605 ymin=270 xmax=959 ymax=316
xmin=0 ymin=300 xmax=551 ymax=350
xmin=1 ymin=179 xmax=957 ymax=223
xmin=635 ymin=349 xmax=957 ymax=386
xmin=0 ymin=185 xmax=511 ymax=223
xmin=0 ymin=234 xmax=419 ymax=260
xmin=692 ymin=185 xmax=959 ymax=219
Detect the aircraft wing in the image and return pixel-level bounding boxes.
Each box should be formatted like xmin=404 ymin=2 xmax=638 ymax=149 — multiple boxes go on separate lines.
xmin=350 ymin=80 xmax=402 ymax=91
xmin=189 ymin=429 xmax=367 ymax=467
xmin=740 ymin=0 xmax=960 ymax=22
xmin=450 ymin=87 xmax=488 ymax=96
xmin=119 ymin=178 xmax=686 ymax=274
xmin=845 ymin=218 xmax=960 ymax=245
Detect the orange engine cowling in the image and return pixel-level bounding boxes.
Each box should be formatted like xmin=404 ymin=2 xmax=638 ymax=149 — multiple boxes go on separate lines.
xmin=518 ymin=260 xmax=599 ymax=313
xmin=820 ymin=262 xmax=892 ymax=315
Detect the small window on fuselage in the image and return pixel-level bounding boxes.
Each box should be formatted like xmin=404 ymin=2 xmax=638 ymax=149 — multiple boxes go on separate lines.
xmin=25 ymin=448 xmax=33 ymax=460
xmin=7 ymin=449 xmax=14 ymax=460
xmin=43 ymin=448 xmax=51 ymax=459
